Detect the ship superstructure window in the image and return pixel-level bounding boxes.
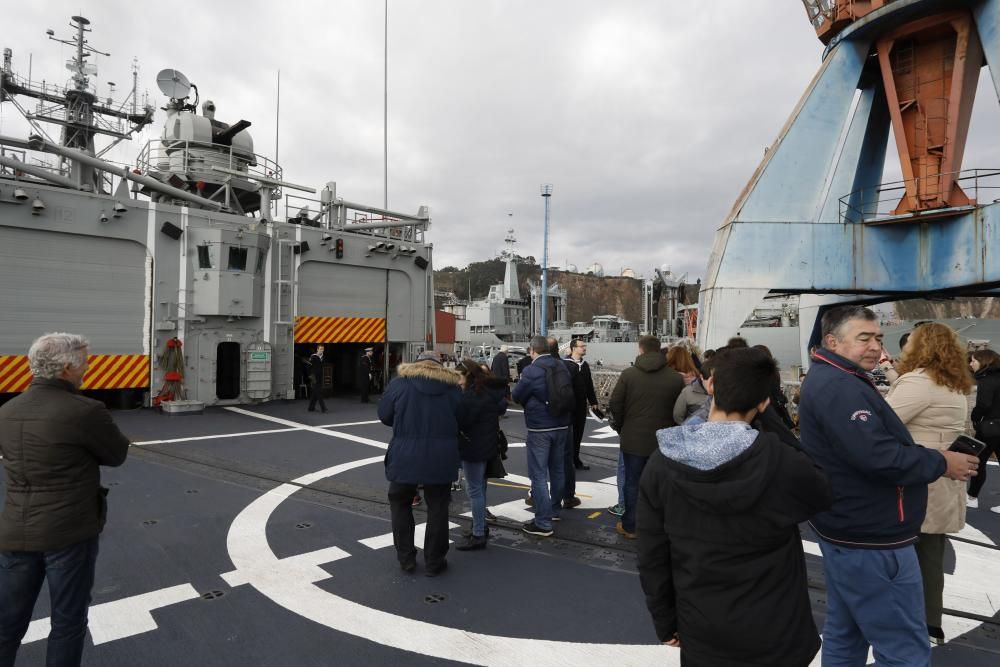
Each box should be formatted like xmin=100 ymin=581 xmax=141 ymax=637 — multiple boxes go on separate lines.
xmin=255 ymin=250 xmax=265 ymax=274
xmin=197 ymin=245 xmax=214 ymax=269
xmin=228 ymin=246 xmax=248 ymax=271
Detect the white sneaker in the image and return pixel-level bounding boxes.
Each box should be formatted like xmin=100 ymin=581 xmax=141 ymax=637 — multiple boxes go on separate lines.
xmin=990 ymin=505 xmax=1000 ymax=515
xmin=967 ymin=496 xmax=979 ymax=509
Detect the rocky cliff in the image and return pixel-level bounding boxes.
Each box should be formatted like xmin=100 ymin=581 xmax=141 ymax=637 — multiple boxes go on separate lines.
xmin=894 ymin=297 xmax=1000 ymax=320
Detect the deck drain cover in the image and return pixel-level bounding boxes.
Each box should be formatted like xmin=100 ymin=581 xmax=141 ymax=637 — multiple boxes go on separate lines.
xmin=295 ymin=522 xmax=313 ymax=529
xmin=185 ymin=489 xmax=199 ymax=494
xmin=424 ymin=593 xmax=447 ymax=604
xmin=142 ymin=519 xmax=158 ymax=526
xmin=201 ymin=590 xmax=226 ymax=600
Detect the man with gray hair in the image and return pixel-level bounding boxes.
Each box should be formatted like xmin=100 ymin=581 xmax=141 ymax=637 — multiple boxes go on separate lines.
xmin=0 ymin=333 xmax=130 ymax=666
xmin=799 ymin=306 xmax=979 ymax=664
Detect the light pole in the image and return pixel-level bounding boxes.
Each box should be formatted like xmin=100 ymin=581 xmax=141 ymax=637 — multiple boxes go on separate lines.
xmin=540 ymin=184 xmax=553 ymax=336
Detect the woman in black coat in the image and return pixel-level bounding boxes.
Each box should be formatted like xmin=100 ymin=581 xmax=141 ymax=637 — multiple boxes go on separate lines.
xmin=455 ymin=360 xmax=508 ymax=550
xmin=968 ymin=349 xmax=1000 ymax=512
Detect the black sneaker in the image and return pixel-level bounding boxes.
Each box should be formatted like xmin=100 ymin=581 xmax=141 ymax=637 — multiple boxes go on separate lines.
xmin=563 ymin=497 xmax=582 ymax=509
xmin=485 ymin=509 xmax=498 ymax=522
xmin=425 ymin=561 xmax=448 ymax=577
xmin=522 ymin=521 xmax=553 ymax=537
xmin=455 ymin=535 xmax=487 ymax=551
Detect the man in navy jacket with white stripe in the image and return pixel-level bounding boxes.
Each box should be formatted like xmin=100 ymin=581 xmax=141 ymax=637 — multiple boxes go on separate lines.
xmin=799 ymin=305 xmax=978 ymax=665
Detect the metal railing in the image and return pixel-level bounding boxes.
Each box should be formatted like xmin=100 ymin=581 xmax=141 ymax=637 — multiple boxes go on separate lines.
xmin=838 ymin=168 xmax=1000 ymax=224
xmin=282 ymin=191 xmax=427 ymax=244
xmin=134 ymin=139 xmax=282 ymax=187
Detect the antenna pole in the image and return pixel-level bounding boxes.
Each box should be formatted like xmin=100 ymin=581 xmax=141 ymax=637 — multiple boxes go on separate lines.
xmin=275 ymin=70 xmax=280 ymax=166
xmin=383 ymin=0 xmax=388 ymax=210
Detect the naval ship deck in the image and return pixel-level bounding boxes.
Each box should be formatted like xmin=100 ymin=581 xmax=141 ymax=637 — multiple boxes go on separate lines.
xmin=4 ymin=399 xmax=1000 ymax=666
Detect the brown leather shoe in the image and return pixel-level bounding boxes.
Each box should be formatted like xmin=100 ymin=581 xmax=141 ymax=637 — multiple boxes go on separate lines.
xmin=616 ymin=521 xmax=637 ymax=539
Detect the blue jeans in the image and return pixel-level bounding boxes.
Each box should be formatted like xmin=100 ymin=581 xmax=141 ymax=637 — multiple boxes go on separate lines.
xmin=621 ymin=452 xmax=648 ymax=533
xmin=616 ymin=451 xmax=625 ymax=506
xmin=462 ymin=460 xmax=488 ymax=537
xmin=0 ymin=536 xmax=99 ymax=667
xmin=525 ymin=428 xmax=568 ymax=530
xmin=818 ymin=540 xmax=930 ymax=666
xmin=562 ymin=423 xmax=576 ymax=501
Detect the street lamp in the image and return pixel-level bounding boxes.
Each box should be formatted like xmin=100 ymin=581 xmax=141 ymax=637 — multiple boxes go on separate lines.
xmin=540 ymin=184 xmax=553 ymax=336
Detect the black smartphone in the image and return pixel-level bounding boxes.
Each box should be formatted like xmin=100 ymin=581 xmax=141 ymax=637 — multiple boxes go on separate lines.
xmin=949 ymin=434 xmax=986 ymax=457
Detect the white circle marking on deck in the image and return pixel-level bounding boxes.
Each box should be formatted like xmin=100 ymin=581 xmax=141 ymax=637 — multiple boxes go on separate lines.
xmin=225 ymin=453 xmax=678 ymax=666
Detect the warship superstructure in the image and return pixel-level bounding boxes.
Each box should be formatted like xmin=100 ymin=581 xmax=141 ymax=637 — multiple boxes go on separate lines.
xmin=0 ymin=16 xmax=434 ymax=407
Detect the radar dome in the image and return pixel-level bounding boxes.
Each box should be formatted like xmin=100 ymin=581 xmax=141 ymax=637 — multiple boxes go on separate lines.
xmin=621 ymin=268 xmax=636 ymax=278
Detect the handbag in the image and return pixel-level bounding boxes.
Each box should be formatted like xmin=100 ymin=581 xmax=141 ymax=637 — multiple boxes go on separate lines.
xmin=485 ymin=453 xmax=507 ymax=479
xmin=978 ymin=417 xmax=1000 ymax=440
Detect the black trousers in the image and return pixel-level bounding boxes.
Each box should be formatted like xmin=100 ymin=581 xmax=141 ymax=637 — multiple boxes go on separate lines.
xmin=968 ymin=436 xmax=999 ymax=497
xmin=360 ymin=376 xmax=371 ymax=403
xmin=571 ymin=407 xmax=587 ymax=465
xmin=308 ymin=383 xmax=327 ymax=412
xmin=914 ymin=532 xmax=946 ymax=629
xmin=387 ymin=482 xmax=450 ymax=570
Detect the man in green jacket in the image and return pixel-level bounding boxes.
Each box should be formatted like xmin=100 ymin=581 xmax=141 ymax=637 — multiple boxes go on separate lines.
xmin=609 ymin=335 xmax=685 ymax=539
xmin=0 ymin=333 xmax=131 ymax=666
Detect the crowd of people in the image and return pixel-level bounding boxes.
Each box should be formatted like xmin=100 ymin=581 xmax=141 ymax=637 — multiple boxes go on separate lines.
xmin=2 ymin=309 xmax=999 ymax=665
xmin=378 ymin=306 xmax=999 ymax=665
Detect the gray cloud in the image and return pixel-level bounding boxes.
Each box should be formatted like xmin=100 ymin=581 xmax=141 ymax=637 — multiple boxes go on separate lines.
xmin=4 ymin=1 xmax=997 ymax=282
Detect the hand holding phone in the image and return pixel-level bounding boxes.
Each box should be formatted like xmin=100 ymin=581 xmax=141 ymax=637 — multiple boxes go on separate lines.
xmin=949 ymin=434 xmax=986 ymax=456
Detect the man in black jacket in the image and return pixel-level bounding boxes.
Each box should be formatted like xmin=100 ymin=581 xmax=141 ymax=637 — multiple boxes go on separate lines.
xmin=566 ymin=339 xmax=599 ymax=471
xmin=360 ymin=347 xmax=374 ymax=403
xmin=637 ymin=347 xmax=833 ymax=667
xmin=307 ymin=345 xmax=327 ymax=413
xmin=0 ymin=333 xmax=131 ymax=666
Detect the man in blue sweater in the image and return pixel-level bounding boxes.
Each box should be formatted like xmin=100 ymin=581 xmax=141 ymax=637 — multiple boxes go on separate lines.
xmin=799 ymin=305 xmax=979 ymax=665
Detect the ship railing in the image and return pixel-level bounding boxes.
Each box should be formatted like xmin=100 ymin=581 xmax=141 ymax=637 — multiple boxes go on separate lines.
xmin=282 ymin=192 xmax=427 ymax=244
xmin=838 ymin=168 xmax=1000 ymax=224
xmin=135 ymin=139 xmax=282 ymax=188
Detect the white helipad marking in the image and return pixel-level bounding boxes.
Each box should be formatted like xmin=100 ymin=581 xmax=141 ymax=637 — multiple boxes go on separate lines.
xmin=224 ymin=407 xmax=387 ymax=450
xmin=132 ymin=420 xmax=382 ymax=447
xmin=358 ymin=522 xmax=459 ymax=550
xmin=23 ymin=583 xmax=200 ymax=646
xmin=222 ymin=545 xmax=352 ymax=588
xmin=589 ymin=425 xmax=619 ymax=439
xmin=225 ymin=455 xmax=673 ymax=665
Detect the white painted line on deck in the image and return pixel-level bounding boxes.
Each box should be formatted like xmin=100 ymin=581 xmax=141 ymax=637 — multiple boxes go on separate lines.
xmin=222 ymin=546 xmax=352 ymax=588
xmin=358 ymin=522 xmax=459 ymax=550
xmin=131 ymin=419 xmax=384 ymax=447
xmin=224 ymin=408 xmax=388 ymax=450
xmin=23 ymin=583 xmax=200 ymax=646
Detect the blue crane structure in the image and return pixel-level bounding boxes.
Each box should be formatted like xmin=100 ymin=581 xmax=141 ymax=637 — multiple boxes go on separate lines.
xmin=699 ymin=0 xmax=1000 ymax=360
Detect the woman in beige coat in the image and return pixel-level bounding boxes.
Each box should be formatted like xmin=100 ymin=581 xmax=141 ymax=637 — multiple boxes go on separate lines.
xmin=886 ymin=322 xmax=974 ymax=645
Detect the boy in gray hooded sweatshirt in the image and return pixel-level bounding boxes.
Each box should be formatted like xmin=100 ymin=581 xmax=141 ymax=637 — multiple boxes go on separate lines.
xmin=637 ymin=347 xmax=832 ymax=667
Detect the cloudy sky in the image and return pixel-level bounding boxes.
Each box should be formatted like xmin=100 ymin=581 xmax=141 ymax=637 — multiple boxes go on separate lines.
xmin=3 ymin=1 xmax=999 ymax=281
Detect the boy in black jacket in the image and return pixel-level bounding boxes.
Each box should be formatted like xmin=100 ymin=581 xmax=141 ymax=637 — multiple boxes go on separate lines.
xmin=637 ymin=347 xmax=832 ymax=667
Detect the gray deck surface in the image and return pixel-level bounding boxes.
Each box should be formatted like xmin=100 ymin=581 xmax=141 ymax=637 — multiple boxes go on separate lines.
xmin=2 ymin=396 xmax=999 ymax=665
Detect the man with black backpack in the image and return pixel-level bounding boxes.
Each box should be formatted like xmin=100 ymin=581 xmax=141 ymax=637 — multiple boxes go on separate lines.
xmin=512 ymin=335 xmax=575 ymax=537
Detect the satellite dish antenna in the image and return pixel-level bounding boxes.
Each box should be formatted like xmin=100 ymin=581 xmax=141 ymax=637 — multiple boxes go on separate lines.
xmin=156 ymin=68 xmax=191 ymax=99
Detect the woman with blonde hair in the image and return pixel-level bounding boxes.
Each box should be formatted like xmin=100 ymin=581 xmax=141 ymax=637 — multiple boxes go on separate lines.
xmin=886 ymin=322 xmax=974 ymax=645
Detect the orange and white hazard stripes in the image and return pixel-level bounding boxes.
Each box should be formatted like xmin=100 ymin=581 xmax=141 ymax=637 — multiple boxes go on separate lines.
xmin=0 ymin=354 xmax=150 ymax=393
xmin=294 ymin=316 xmax=386 ymax=344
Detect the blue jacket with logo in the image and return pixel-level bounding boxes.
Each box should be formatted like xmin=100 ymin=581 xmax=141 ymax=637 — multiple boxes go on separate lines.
xmin=798 ymin=348 xmax=946 ymax=549
xmin=512 ymin=354 xmax=572 ymax=431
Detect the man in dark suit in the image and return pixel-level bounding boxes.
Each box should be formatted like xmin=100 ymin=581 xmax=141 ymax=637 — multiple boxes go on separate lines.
xmin=307 ymin=345 xmax=327 ymax=413
xmin=360 ymin=347 xmax=374 ymax=403
xmin=567 ymin=339 xmax=599 ymax=470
